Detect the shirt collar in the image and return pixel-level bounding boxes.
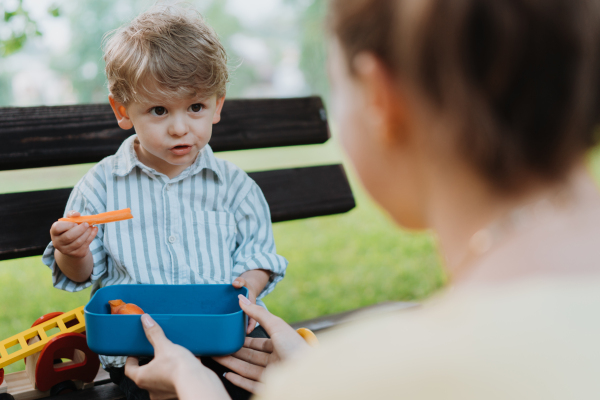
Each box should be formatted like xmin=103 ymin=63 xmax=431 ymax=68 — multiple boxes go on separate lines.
xmin=111 ymin=134 xmax=223 ymax=183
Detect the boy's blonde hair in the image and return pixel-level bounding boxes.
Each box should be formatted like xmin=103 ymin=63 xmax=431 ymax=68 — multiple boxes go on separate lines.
xmin=103 ymin=4 xmax=228 ymax=105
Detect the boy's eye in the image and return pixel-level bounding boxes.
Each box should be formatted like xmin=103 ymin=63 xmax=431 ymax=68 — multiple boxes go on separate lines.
xmin=151 ymin=106 xmax=167 ymax=116
xmin=189 ymin=104 xmax=203 ymax=113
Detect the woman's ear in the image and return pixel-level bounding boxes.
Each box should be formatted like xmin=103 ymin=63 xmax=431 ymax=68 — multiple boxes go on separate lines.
xmin=353 ymin=53 xmax=409 ymax=146
xmin=108 ymin=95 xmax=133 ymax=130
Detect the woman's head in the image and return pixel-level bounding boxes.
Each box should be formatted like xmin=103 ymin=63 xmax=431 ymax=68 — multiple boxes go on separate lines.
xmin=327 ymin=0 xmax=600 ymax=227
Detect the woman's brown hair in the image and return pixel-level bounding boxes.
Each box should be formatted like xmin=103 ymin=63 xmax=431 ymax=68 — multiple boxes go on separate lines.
xmin=329 ymin=0 xmax=600 ymax=191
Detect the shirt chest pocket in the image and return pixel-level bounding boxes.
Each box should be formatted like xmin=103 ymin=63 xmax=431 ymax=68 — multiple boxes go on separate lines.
xmin=192 ymin=211 xmax=237 ymax=283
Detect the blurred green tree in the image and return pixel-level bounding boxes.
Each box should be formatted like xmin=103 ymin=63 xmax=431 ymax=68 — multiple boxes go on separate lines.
xmin=298 ymin=0 xmax=329 ymax=104
xmin=0 ymin=0 xmax=330 ymax=106
xmin=0 ymin=0 xmax=57 ymax=57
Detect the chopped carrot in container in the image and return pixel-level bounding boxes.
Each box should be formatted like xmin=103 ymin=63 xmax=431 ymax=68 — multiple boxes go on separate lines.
xmin=109 ymin=299 xmax=144 ymax=315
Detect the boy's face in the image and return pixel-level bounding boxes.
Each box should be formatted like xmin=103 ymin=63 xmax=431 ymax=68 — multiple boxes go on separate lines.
xmin=109 ymin=93 xmax=225 ymax=178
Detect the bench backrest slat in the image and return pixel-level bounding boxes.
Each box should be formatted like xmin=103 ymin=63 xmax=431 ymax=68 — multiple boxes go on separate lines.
xmin=0 ymin=96 xmax=355 ymax=262
xmin=0 ymin=97 xmax=329 ymax=171
xmin=0 ymin=165 xmax=355 ymax=261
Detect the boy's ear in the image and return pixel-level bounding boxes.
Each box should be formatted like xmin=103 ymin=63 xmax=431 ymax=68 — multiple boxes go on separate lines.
xmin=212 ymin=96 xmax=226 ymax=124
xmin=108 ymin=95 xmax=133 ymax=130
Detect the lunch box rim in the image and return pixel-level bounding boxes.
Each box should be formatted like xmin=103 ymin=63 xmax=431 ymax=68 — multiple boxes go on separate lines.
xmin=84 ymin=284 xmax=249 ymax=317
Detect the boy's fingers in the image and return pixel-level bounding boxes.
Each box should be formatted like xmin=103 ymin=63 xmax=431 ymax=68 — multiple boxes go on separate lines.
xmin=223 ymin=372 xmax=263 ymax=394
xmin=232 ymin=277 xmax=246 ymax=288
xmin=64 ymin=226 xmax=94 ymax=252
xmin=60 ymin=223 xmax=90 ymax=244
xmin=86 ymin=227 xmax=98 ymax=245
xmin=51 ymin=221 xmax=78 ymax=236
xmin=82 ymin=228 xmax=98 ymax=249
xmin=140 ymin=314 xmax=168 ymax=351
xmin=66 ymin=210 xmax=81 ymax=218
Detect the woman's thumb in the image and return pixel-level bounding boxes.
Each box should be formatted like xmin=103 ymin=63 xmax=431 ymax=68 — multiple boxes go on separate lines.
xmin=141 ymin=314 xmax=166 ymax=349
xmin=238 ymin=294 xmax=279 ymax=332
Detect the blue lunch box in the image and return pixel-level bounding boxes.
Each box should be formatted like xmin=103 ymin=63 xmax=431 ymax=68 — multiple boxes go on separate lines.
xmin=84 ymin=284 xmax=248 ymax=356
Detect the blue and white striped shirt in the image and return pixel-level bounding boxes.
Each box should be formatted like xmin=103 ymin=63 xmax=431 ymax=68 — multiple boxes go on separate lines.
xmin=42 ymin=135 xmax=287 ymax=366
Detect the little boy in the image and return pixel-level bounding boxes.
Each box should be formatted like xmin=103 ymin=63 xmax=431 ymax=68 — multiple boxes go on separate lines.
xmin=42 ymin=5 xmax=287 ymax=400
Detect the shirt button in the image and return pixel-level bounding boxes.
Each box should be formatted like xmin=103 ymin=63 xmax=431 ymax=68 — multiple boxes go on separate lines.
xmin=168 ymin=235 xmax=176 ymax=243
xmin=165 ymin=184 xmax=171 ymax=191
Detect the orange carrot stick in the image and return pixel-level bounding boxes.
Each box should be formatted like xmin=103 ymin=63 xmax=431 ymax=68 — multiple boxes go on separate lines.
xmin=59 ymin=208 xmax=133 ymax=225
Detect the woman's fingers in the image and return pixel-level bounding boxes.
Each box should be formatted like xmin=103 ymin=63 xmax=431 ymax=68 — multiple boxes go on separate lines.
xmin=124 ymin=357 xmax=141 ymax=382
xmin=238 ymin=295 xmax=291 ymax=337
xmin=243 ymin=336 xmax=274 ymax=353
xmin=212 ymin=355 xmax=264 ymax=381
xmin=223 ymin=345 xmax=270 ymax=367
xmin=247 ymin=317 xmax=257 ymax=334
xmin=231 ymin=347 xmax=270 ymax=367
xmin=140 ymin=314 xmax=168 ymax=351
xmin=238 ymin=296 xmax=310 ymax=361
xmin=223 ymin=372 xmax=264 ymax=394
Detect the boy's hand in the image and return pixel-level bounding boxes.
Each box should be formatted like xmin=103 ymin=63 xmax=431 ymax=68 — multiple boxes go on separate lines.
xmin=232 ymin=277 xmax=259 ymax=334
xmin=50 ymin=211 xmax=98 ymax=258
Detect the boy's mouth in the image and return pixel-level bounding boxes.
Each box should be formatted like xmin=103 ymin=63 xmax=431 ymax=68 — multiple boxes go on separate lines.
xmin=170 ymin=144 xmax=192 ymax=156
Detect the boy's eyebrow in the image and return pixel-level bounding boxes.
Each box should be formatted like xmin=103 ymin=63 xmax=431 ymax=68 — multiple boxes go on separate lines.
xmin=189 ymin=94 xmax=213 ymax=103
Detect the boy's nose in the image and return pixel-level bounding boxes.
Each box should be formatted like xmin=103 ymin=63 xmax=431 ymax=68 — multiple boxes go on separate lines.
xmin=168 ymin=116 xmax=188 ymax=137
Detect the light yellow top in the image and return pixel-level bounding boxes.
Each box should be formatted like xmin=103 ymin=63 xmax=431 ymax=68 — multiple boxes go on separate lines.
xmin=258 ymin=277 xmax=600 ymax=399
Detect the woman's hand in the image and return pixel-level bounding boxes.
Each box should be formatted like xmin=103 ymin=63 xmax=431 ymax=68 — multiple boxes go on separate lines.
xmin=212 ymin=295 xmax=311 ymax=393
xmin=125 ymin=314 xmax=230 ymax=400
xmin=233 ymin=269 xmax=272 ymax=334
xmin=232 ymin=277 xmax=259 ymax=334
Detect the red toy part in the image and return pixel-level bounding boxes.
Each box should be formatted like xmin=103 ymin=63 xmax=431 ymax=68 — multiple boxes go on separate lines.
xmin=0 ymin=368 xmax=4 ymax=386
xmin=34 ymin=332 xmax=99 ymax=392
xmin=23 ymin=311 xmax=73 ymax=365
xmin=31 ymin=312 xmax=65 ymax=329
xmin=25 ymin=312 xmax=78 ymax=365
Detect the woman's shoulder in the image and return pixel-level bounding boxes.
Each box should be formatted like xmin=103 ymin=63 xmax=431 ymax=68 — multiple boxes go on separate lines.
xmin=260 ymin=279 xmax=600 ymax=399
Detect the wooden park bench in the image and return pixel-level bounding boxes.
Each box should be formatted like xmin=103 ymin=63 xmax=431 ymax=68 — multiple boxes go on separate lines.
xmin=0 ymin=96 xmax=411 ymax=399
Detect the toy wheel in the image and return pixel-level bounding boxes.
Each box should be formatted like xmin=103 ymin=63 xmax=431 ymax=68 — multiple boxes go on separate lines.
xmin=49 ymin=380 xmax=77 ymax=396
xmin=0 ymin=393 xmax=15 ymax=400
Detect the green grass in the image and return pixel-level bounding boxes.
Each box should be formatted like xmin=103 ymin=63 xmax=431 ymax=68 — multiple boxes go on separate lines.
xmin=8 ymin=138 xmax=600 ymax=373
xmin=265 ymin=187 xmax=443 ymax=323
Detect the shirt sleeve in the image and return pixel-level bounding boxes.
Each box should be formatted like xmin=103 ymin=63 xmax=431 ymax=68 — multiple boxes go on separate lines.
xmin=231 ymin=182 xmax=288 ymax=299
xmin=42 ymin=185 xmax=108 ymax=293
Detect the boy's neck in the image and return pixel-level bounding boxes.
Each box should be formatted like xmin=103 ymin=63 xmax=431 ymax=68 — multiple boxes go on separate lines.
xmin=133 ymin=138 xmax=199 ymax=179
